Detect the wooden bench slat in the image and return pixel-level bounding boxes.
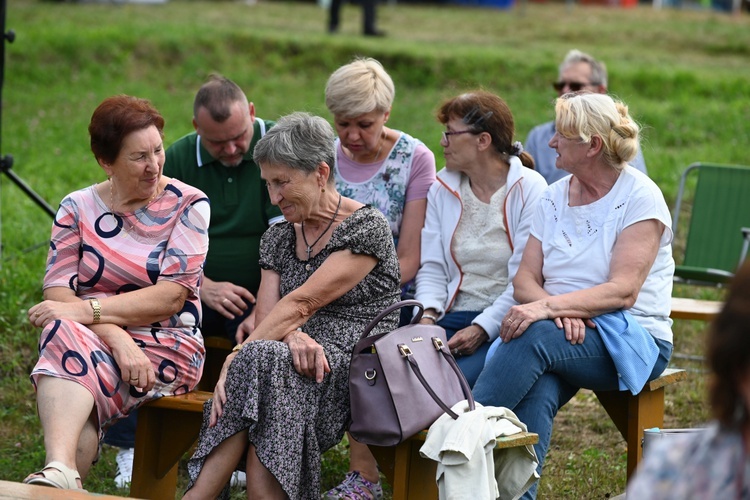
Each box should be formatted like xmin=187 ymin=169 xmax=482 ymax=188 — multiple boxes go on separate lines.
xmin=409 ymin=430 xmax=538 ymax=449
xmin=0 ymin=480 xmax=138 ymax=499
xmin=645 ymin=367 xmax=688 ymax=391
xmin=670 ymin=296 xmax=722 ymax=321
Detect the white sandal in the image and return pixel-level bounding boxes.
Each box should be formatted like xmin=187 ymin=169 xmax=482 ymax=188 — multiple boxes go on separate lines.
xmin=23 ymin=461 xmax=85 ymax=491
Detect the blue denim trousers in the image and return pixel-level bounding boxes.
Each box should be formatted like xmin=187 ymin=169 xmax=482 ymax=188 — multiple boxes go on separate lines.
xmin=438 ymin=310 xmax=492 ymax=388
xmin=472 ymin=319 xmax=673 ymax=499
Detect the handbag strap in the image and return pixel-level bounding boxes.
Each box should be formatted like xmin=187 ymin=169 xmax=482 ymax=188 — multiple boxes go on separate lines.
xmin=402 ymin=340 xmax=476 ymax=420
xmin=360 ymin=299 xmax=424 ymax=341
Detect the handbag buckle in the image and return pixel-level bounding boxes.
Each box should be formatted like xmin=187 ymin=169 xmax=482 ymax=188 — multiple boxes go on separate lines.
xmin=432 ymin=337 xmax=445 ymax=350
xmin=398 ymin=344 xmax=413 ymax=357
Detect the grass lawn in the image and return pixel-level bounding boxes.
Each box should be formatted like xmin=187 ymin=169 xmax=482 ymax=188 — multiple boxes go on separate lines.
xmin=0 ymin=0 xmax=746 ymax=496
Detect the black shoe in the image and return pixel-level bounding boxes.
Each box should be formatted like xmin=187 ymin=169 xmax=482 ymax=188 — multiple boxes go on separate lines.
xmin=364 ymin=29 xmax=385 ymax=37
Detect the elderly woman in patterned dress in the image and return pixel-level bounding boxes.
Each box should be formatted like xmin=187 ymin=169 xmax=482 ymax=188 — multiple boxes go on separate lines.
xmin=23 ymin=95 xmax=210 ymax=490
xmin=184 ymin=112 xmax=401 ymax=499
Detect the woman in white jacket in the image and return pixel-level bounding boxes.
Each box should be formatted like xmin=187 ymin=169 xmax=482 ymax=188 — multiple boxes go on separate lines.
xmin=415 ymin=90 xmax=547 ymax=386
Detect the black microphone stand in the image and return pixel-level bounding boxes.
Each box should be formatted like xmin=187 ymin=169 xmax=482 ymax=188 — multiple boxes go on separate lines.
xmin=0 ymin=0 xmax=57 ymax=267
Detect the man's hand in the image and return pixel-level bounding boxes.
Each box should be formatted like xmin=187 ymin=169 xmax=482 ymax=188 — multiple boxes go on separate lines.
xmin=201 ymin=278 xmax=255 ymax=319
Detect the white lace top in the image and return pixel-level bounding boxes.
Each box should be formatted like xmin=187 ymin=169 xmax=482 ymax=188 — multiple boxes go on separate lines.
xmin=451 ymin=176 xmax=511 ymax=312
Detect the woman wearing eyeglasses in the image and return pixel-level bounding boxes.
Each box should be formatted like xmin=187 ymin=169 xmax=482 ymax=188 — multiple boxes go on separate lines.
xmin=414 ymin=90 xmax=547 ymax=387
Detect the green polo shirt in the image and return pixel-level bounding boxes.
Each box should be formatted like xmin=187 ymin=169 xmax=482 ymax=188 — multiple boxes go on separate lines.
xmin=164 ymin=118 xmax=281 ymax=295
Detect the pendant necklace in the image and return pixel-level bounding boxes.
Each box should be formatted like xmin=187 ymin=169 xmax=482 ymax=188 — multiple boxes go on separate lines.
xmin=301 ymin=193 xmax=342 ymax=261
xmin=110 ymin=180 xmax=159 ymax=238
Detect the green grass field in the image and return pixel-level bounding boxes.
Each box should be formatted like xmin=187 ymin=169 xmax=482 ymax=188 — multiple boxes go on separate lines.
xmin=0 ymin=0 xmax=747 ymax=497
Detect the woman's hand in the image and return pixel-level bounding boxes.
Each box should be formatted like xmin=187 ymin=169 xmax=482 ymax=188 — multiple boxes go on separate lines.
xmin=107 ymin=332 xmax=156 ymax=392
xmin=500 ymin=302 xmax=551 ymax=342
xmin=209 ymin=351 xmax=238 ymax=427
xmin=28 ymin=300 xmax=90 ymax=328
xmin=447 ymin=325 xmax=488 ymax=357
xmin=284 ymin=330 xmax=330 ymax=383
xmin=553 ymin=317 xmax=596 ymax=345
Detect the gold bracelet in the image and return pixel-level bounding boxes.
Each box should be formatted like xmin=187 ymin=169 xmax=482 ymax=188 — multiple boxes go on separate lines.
xmin=89 ymin=298 xmax=101 ymax=324
xmin=232 ymin=343 xmax=244 ymax=353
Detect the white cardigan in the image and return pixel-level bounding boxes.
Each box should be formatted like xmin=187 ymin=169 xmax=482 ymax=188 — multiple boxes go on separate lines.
xmin=414 ymin=157 xmax=547 ymax=341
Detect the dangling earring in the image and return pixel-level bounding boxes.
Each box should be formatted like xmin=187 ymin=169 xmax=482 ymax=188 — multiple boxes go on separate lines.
xmin=321 ymin=187 xmax=326 ymax=193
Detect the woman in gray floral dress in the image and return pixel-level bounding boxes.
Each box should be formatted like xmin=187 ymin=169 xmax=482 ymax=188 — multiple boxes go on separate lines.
xmin=184 ymin=112 xmax=401 ymax=499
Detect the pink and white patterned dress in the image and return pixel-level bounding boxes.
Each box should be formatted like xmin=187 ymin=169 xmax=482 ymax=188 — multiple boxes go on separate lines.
xmin=30 ymin=179 xmax=210 ymax=434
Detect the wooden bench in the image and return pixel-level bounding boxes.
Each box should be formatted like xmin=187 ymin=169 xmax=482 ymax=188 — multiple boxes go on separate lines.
xmin=594 ymin=367 xmax=687 ymax=480
xmin=130 ymin=371 xmax=686 ymax=497
xmin=369 ymin=431 xmax=538 ymax=500
xmin=130 ymin=389 xmax=537 ymax=500
xmin=670 ymin=296 xmax=722 ymax=321
xmin=0 ymin=479 xmax=138 ymax=499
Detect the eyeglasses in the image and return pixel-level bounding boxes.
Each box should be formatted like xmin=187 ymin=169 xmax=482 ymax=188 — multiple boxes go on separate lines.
xmin=441 ymin=130 xmax=476 ymax=143
xmin=552 ymin=81 xmax=593 ymax=92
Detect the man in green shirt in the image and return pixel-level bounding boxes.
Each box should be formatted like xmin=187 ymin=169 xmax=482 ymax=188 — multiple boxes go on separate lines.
xmin=165 ymin=74 xmax=282 ymax=344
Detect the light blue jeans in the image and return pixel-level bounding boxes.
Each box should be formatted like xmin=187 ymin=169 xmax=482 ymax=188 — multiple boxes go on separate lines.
xmin=472 ymin=319 xmax=673 ymax=499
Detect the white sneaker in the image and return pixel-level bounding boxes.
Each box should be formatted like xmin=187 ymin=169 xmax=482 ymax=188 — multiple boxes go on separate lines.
xmin=230 ymin=470 xmax=247 ymax=488
xmin=114 ymin=447 xmax=134 ymax=488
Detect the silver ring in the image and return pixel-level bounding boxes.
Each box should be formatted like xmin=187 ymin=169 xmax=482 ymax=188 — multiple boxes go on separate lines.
xmin=222 ymin=298 xmax=229 ymax=303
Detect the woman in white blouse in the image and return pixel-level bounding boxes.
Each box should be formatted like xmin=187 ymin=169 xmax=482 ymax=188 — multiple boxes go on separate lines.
xmin=415 ymin=90 xmax=546 ymax=386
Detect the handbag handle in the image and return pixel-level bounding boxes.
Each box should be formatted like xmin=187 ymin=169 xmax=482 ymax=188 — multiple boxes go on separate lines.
xmin=360 ymin=299 xmax=424 ymax=341
xmin=403 ymin=341 xmax=476 ymax=419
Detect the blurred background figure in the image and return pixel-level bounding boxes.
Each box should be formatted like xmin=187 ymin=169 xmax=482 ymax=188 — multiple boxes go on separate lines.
xmin=328 ymin=0 xmax=384 ymax=36
xmin=628 ymin=260 xmax=750 ymax=499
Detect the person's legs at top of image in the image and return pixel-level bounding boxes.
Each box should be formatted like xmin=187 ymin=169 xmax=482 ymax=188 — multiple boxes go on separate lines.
xmin=362 ymin=0 xmax=384 ymax=37
xmin=328 ymin=0 xmax=343 ymax=33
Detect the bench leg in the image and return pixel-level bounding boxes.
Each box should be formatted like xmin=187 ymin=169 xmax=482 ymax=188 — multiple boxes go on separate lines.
xmin=595 ymin=388 xmax=665 ymax=481
xmin=130 ymin=404 xmax=204 ymax=499
xmin=369 ymin=441 xmax=437 ymax=500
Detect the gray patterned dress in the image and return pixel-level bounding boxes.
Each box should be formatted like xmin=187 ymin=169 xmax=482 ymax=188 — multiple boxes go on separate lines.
xmin=187 ymin=205 xmax=401 ymax=499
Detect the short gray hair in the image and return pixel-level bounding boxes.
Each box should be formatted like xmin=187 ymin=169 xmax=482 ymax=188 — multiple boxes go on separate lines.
xmin=325 ymin=57 xmax=395 ymax=118
xmin=253 ymin=112 xmax=336 ymax=180
xmin=560 ymin=49 xmax=608 ymax=88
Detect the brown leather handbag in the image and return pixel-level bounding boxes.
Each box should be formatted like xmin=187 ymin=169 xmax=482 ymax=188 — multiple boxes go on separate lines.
xmin=348 ymin=300 xmax=475 ymax=446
